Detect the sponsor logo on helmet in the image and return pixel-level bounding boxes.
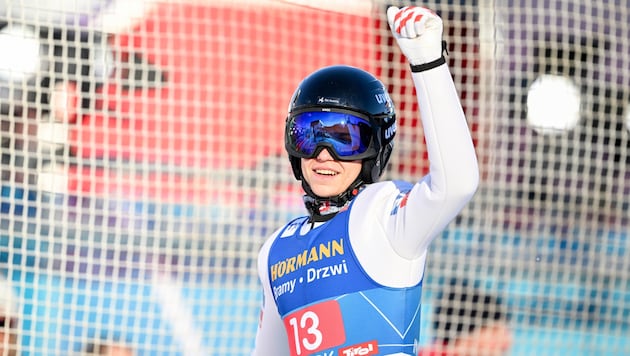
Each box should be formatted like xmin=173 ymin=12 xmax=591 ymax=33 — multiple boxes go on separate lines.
xmin=384 ymin=122 xmax=397 ymax=140
xmin=374 ymin=93 xmax=390 ymax=105
xmin=317 ymin=96 xmax=341 ymax=105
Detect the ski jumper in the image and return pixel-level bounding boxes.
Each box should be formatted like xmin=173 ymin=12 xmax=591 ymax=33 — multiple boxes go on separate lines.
xmin=252 ymin=64 xmax=479 ymax=356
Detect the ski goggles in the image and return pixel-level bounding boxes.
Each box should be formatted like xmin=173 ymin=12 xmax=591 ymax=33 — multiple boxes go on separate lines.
xmin=285 ymin=110 xmax=376 ymax=160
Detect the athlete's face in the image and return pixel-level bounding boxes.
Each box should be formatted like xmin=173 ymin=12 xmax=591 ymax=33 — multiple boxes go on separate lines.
xmin=301 ymin=148 xmax=362 ymax=198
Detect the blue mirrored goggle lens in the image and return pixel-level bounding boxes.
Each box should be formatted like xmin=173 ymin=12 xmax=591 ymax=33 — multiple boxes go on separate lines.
xmin=287 ymin=111 xmax=373 ymax=158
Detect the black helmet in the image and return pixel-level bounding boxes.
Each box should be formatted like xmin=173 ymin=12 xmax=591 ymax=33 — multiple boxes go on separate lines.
xmin=285 ymin=65 xmax=396 ymax=184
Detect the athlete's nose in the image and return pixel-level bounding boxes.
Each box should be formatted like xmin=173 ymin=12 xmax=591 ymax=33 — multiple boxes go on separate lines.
xmin=315 ymin=147 xmax=335 ymax=161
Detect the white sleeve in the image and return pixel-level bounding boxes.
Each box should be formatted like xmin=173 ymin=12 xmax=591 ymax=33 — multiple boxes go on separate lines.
xmin=251 ymin=233 xmax=291 ymax=356
xmin=349 ymin=64 xmax=479 ymax=286
xmin=390 ymin=64 xmax=479 ymax=254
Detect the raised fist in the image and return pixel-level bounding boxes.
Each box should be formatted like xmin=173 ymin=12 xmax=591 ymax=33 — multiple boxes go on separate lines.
xmin=387 ymin=6 xmax=444 ymax=66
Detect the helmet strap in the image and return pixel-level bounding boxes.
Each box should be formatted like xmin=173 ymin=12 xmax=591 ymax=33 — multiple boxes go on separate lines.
xmin=302 ymin=178 xmax=365 ymax=222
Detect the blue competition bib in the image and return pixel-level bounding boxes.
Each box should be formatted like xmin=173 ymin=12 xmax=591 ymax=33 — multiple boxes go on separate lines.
xmin=267 ymin=206 xmax=423 ymax=356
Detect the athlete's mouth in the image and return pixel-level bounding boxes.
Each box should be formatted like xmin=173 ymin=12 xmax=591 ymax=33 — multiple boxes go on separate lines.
xmin=314 ymin=169 xmax=338 ymax=176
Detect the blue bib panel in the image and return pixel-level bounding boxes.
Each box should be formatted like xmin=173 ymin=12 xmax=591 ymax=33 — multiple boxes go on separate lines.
xmin=267 ymin=207 xmax=423 ymax=356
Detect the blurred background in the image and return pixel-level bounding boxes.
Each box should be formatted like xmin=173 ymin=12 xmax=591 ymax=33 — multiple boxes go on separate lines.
xmin=0 ymin=0 xmax=628 ymax=355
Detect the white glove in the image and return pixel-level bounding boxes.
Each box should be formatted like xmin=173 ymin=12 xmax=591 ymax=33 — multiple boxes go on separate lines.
xmin=387 ymin=6 xmax=444 ymax=66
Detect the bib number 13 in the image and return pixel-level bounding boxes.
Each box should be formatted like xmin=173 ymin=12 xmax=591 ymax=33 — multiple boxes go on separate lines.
xmin=284 ymin=300 xmax=346 ymax=356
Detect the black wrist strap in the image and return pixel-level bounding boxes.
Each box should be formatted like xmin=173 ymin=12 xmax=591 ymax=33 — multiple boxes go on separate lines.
xmin=410 ymin=40 xmax=449 ymax=73
xmin=410 ymin=56 xmax=445 ymax=72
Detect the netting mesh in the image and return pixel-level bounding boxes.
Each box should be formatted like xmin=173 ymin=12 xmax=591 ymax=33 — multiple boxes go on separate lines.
xmin=0 ymin=0 xmax=628 ymax=355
